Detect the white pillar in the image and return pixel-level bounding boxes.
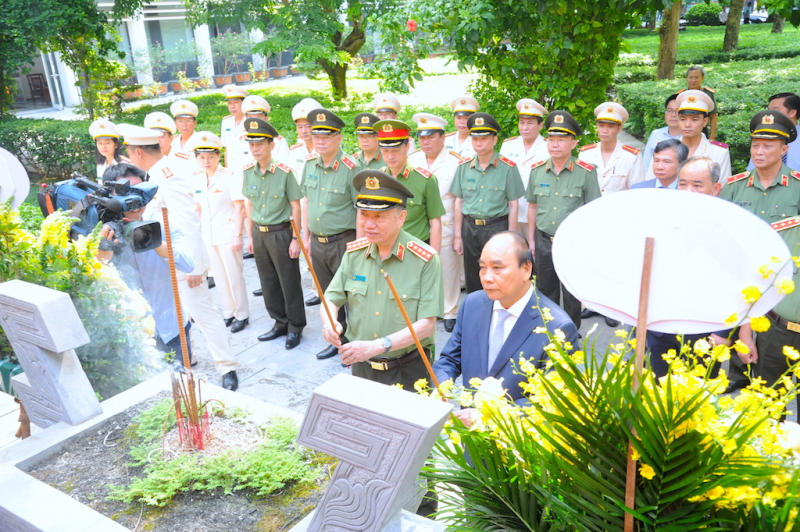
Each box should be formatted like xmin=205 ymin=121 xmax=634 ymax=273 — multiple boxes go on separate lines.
xmin=250 ymin=29 xmax=265 ymax=70
xmin=127 ymin=17 xmax=153 ymax=84
xmin=193 ymin=24 xmax=215 ymax=78
xmin=55 ymin=53 xmax=81 ymax=108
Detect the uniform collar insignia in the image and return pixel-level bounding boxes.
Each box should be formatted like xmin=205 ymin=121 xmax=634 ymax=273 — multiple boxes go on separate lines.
xmin=269 ymin=163 xmax=276 ymax=173
xmin=568 ymin=161 xmax=574 ymax=172
xmin=396 ymin=242 xmax=405 ymax=260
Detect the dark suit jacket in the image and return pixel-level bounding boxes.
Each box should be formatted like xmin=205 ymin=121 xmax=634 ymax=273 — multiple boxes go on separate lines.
xmin=433 ymin=288 xmax=579 ymax=403
xmin=630 ymin=178 xmax=659 ymax=189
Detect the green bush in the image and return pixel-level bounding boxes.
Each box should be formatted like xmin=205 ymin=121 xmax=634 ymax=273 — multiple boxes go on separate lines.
xmin=0 ymin=117 xmax=94 ymax=181
xmin=685 ymin=3 xmax=723 ymax=27
xmin=616 ymin=57 xmax=800 ymax=174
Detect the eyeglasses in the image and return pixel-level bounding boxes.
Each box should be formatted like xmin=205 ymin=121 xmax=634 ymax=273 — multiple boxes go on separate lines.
xmin=665 ymin=109 xmax=679 ymax=116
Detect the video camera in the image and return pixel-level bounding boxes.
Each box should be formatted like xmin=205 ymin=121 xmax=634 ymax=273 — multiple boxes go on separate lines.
xmin=38 ymin=174 xmax=162 ymax=253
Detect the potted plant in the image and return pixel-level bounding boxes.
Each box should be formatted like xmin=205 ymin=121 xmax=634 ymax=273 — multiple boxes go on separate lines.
xmin=133 ymin=43 xmax=169 ymax=94
xmin=166 ymin=40 xmax=198 ymax=92
xmin=249 ymin=62 xmax=268 ymax=82
xmin=211 ymin=32 xmax=251 ymax=86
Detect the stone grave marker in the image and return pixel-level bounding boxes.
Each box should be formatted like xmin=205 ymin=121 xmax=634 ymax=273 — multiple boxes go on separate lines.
xmin=0 ymin=280 xmax=101 ymax=428
xmin=293 ymin=373 xmax=452 ymax=532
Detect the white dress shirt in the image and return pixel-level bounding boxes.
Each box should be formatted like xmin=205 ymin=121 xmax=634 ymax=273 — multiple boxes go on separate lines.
xmin=489 ymin=283 xmax=535 ymax=347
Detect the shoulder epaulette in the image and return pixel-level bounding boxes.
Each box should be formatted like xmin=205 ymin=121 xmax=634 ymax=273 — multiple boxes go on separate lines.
xmin=276 ymin=135 xmax=283 ymax=140
xmin=531 ymin=160 xmax=546 ymax=169
xmin=192 ymin=169 xmax=204 ymax=175
xmin=704 ymin=86 xmax=716 ymax=94
xmin=499 ymin=155 xmax=516 ymax=167
xmin=458 ymin=157 xmax=472 ymax=166
xmin=727 ymin=171 xmax=750 ymax=184
xmin=305 ymin=153 xmax=319 ymax=161
xmin=449 ymin=150 xmax=464 ymax=160
xmin=277 ymin=162 xmax=293 ymax=174
xmin=290 ymin=142 xmax=302 ymax=149
xmin=351 ymin=151 xmax=361 ymax=159
xmin=444 ymin=131 xmax=456 ymax=137
xmin=408 ymin=149 xmax=421 ymax=156
xmin=341 ymin=155 xmax=357 ymax=170
xmin=222 ymin=114 xmax=233 ymax=119
xmin=772 ymin=217 xmax=800 ymax=231
xmin=792 ymin=171 xmax=800 ymax=181
xmin=407 ymin=240 xmax=435 ymax=262
xmin=346 ymin=238 xmax=370 ymax=253
xmin=175 ymin=152 xmax=189 ymax=160
xmin=120 ymin=155 xmax=132 ymax=163
xmin=674 ymin=89 xmax=686 ymax=95
xmin=503 ymin=135 xmax=519 ymax=142
xmin=710 ymin=140 xmax=729 ymax=149
xmin=243 ymin=161 xmax=256 ymax=171
xmin=579 ymin=143 xmax=597 ymax=152
xmin=576 ymin=160 xmax=596 ymax=172
xmin=416 ymin=167 xmax=432 ymax=178
xmin=622 ymin=145 xmax=640 ymax=155
xmin=162 ymin=166 xmax=173 ymax=178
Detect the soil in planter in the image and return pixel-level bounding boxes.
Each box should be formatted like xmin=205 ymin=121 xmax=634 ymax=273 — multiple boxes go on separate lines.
xmin=27 ymin=392 xmax=331 ymax=531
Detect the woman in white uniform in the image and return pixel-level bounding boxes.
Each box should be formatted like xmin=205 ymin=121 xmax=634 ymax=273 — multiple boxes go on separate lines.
xmin=189 ymin=132 xmax=250 ymax=333
xmin=90 ymin=119 xmax=129 ymax=183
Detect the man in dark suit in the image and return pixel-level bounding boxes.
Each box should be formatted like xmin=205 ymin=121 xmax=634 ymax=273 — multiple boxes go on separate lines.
xmin=631 ymin=138 xmax=688 ymax=190
xmin=433 ymin=231 xmax=578 ymax=423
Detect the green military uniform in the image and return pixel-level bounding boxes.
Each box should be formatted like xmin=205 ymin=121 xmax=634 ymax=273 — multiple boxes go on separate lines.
xmin=527 ymin=156 xmax=603 ymax=233
xmin=353 ymin=150 xmax=384 ymax=169
xmin=302 ymin=149 xmax=360 ymax=236
xmin=382 ymin=164 xmax=446 ymax=243
xmin=450 ymin=151 xmax=525 ymax=292
xmin=718 ymin=165 xmax=800 ymax=224
xmin=325 ymin=231 xmax=443 ymax=389
xmin=755 ymin=217 xmax=800 ymax=395
xmin=242 ymin=156 xmax=306 ymax=333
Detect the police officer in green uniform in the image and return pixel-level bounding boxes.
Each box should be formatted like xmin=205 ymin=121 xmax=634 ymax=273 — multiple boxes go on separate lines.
xmin=242 ymin=117 xmax=306 ymax=350
xmin=374 ymin=119 xmax=446 ymax=250
xmin=451 ymin=112 xmax=525 ymax=293
xmin=352 ymin=112 xmax=383 ymax=169
xmin=718 ymin=109 xmax=799 ymax=391
xmin=300 ymin=109 xmax=361 ymax=360
xmin=527 ymin=110 xmax=602 ymax=329
xmin=322 ymin=170 xmax=444 ymax=390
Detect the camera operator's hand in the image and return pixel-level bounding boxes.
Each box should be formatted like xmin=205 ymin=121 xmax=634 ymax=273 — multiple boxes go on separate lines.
xmin=187 ymin=274 xmax=204 ymax=288
xmin=288 ymin=238 xmax=300 ymax=259
xmin=232 ymin=234 xmax=243 ymax=252
xmin=97 ymin=225 xmax=118 ymax=263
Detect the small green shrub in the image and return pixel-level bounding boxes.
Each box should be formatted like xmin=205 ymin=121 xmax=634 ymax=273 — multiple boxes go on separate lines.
xmin=686 ymin=3 xmax=723 ymax=27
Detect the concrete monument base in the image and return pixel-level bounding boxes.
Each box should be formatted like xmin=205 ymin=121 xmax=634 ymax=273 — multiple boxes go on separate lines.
xmin=290 ymin=508 xmax=446 ymax=532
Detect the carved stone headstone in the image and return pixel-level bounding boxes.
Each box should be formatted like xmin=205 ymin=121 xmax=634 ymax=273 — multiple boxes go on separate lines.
xmin=294 ymin=373 xmax=452 ymax=532
xmin=0 ymin=280 xmax=101 ymax=428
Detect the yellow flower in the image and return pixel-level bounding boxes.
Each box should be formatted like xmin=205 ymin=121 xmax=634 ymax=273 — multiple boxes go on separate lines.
xmin=777 ymin=278 xmax=795 ymax=295
xmin=414 ymin=378 xmax=429 ymax=393
xmin=533 ymin=326 xmax=548 ymax=335
xmin=793 ymin=256 xmax=800 ymax=268
xmin=784 ymin=346 xmax=800 ymax=361
xmin=615 ymin=329 xmax=629 ymax=339
xmin=759 ymin=264 xmax=775 ymax=279
xmin=693 ymin=338 xmax=711 ymax=355
xmin=631 ymin=448 xmax=640 ymax=461
xmin=721 ymin=438 xmax=737 ymax=454
xmin=772 ymin=255 xmax=783 ymax=263
xmin=749 ymin=316 xmax=771 ymax=333
xmin=741 ymin=285 xmax=762 ymax=304
xmin=733 ymin=340 xmax=750 ymax=355
xmin=712 ymin=345 xmax=731 ymax=363
xmin=725 ymin=313 xmax=740 ymax=326
xmin=639 ymin=464 xmax=655 ymax=480
xmin=541 ymin=307 xmax=554 ymax=322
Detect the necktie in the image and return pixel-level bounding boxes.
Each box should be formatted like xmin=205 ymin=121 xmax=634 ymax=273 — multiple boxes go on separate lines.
xmin=488 ymin=309 xmax=512 ymax=371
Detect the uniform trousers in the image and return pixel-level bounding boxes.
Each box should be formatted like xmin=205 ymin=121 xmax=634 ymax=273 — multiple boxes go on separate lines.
xmin=463 ymin=219 xmax=508 ymax=293
xmin=754 ymin=314 xmax=797 ymax=388
xmin=208 ymin=242 xmax=249 ymax=321
xmin=177 ymin=277 xmax=238 ymax=375
xmin=310 ymin=230 xmax=355 ymax=331
xmin=645 ymin=331 xmax=721 ymax=378
xmin=253 ymin=226 xmax=306 ymax=333
xmin=441 ymin=220 xmax=463 ymax=319
xmin=535 ymin=228 xmax=581 ymax=329
xmin=352 ymin=349 xmax=433 ymax=391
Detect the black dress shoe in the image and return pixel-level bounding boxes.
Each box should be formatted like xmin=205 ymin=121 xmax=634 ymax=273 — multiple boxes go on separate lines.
xmin=305 ymin=295 xmax=321 ymax=306
xmin=258 ymin=327 xmax=288 ymax=341
xmin=243 ymin=252 xmax=255 ymax=259
xmin=443 ymin=319 xmax=456 ymax=333
xmin=604 ymin=316 xmax=621 ymax=328
xmin=224 ymin=317 xmax=235 ymax=327
xmin=207 ymin=276 xmax=215 ymax=289
xmin=253 ymin=288 xmax=263 ymax=296
xmin=581 ymin=308 xmax=598 ymax=319
xmin=285 ymin=332 xmax=302 ymax=350
xmin=222 ymin=371 xmax=238 ymax=391
xmin=316 ymin=344 xmax=339 ymax=360
xmin=230 ymin=318 xmax=249 ymax=333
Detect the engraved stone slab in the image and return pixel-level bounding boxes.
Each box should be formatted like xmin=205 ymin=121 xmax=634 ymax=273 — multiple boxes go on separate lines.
xmin=296 ymin=374 xmax=452 ymax=532
xmin=0 ymin=280 xmax=101 ymax=428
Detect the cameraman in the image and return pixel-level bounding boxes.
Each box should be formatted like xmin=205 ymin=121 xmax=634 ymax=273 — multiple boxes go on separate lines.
xmin=97 ymin=163 xmax=196 ymax=365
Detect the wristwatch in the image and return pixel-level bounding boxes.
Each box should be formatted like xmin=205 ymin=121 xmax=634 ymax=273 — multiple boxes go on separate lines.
xmin=380 ymin=336 xmax=392 ymax=353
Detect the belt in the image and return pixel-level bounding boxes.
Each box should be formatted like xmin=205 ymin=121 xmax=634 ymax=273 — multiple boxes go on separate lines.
xmin=466 ymin=215 xmax=508 ymax=226
xmin=256 ymin=221 xmax=291 ymax=233
xmin=537 ymin=229 xmax=555 ymax=242
xmin=768 ymin=311 xmax=800 ymax=333
xmin=312 ymin=229 xmax=355 ymax=244
xmin=369 ymin=347 xmax=428 ymax=371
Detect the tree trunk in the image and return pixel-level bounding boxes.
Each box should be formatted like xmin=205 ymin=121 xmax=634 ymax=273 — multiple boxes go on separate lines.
xmin=723 ymin=0 xmax=745 ymax=51
xmin=656 ymin=1 xmax=682 ymax=80
xmin=0 ymin=70 xmax=6 ymax=120
xmin=319 ymin=60 xmax=348 ymax=100
xmin=772 ymin=15 xmax=785 ymax=33
xmin=82 ymin=68 xmax=95 ymax=121
xmin=648 ymin=9 xmax=657 ymax=31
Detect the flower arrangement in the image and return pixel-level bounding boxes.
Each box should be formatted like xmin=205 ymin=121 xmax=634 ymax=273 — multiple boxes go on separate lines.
xmin=0 ymin=204 xmax=162 ymax=399
xmin=417 ymin=269 xmax=800 ymax=531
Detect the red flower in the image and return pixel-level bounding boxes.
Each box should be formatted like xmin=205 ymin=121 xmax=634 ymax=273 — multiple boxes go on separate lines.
xmin=406 ymin=20 xmax=417 ymax=32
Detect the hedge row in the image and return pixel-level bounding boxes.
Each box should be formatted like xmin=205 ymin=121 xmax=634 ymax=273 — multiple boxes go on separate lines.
xmin=0 ymin=85 xmax=451 ymax=181
xmin=616 ymin=57 xmax=800 ymax=174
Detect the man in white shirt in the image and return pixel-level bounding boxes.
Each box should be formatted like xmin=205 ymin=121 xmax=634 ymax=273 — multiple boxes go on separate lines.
xmin=169 ymin=100 xmax=200 ymax=170
xmin=287 ymin=97 xmax=323 ymax=182
xmin=219 ymin=84 xmax=249 ymax=168
xmin=500 ymin=98 xmax=549 ymax=239
xmin=643 ymin=94 xmax=681 ymax=169
xmin=578 ymin=102 xmax=645 ymax=195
